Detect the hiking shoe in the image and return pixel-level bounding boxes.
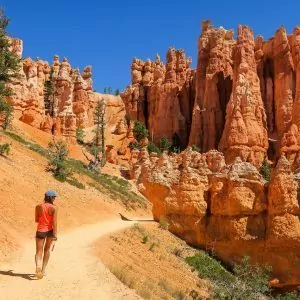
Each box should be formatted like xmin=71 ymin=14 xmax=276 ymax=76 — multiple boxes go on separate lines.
xmin=36 ymin=267 xmax=43 ymax=279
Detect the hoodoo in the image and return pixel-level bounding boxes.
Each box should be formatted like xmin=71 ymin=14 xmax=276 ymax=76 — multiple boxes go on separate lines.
xmin=5 ymin=15 xmax=300 ymax=291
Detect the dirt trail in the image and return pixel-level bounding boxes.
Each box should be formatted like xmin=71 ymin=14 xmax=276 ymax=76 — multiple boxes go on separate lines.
xmin=0 ymin=218 xmax=142 ymax=300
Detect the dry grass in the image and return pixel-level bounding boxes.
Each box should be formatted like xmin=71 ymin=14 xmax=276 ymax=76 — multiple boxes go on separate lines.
xmin=159 ymin=215 xmax=169 ymax=230
xmin=1 ymin=130 xmax=147 ymax=210
xmin=94 ymin=222 xmax=210 ymax=299
xmin=110 ymin=265 xmax=136 ymax=289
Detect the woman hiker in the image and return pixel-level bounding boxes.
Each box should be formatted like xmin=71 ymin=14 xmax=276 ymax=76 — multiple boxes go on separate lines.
xmin=35 ymin=190 xmax=58 ymax=279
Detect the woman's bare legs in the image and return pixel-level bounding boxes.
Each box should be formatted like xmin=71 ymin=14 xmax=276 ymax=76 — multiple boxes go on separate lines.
xmin=35 ymin=238 xmax=45 ymax=277
xmin=41 ymin=237 xmax=54 ymax=275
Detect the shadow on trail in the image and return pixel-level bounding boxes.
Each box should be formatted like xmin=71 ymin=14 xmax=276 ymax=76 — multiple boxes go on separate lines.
xmin=0 ymin=270 xmax=36 ymax=280
xmin=119 ymin=213 xmax=155 ymax=222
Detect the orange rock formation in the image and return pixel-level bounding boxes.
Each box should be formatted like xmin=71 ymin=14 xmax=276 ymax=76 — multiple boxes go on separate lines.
xmin=7 ymin=39 xmax=127 ymax=143
xmin=7 ymin=20 xmax=300 ymax=287
xmin=219 ymin=25 xmax=268 ymax=167
xmin=121 ymin=50 xmax=195 ymax=148
xmin=131 ymin=148 xmax=300 ymax=287
xmin=122 ymin=21 xmax=300 ymax=168
xmin=122 ymin=21 xmax=300 ymax=288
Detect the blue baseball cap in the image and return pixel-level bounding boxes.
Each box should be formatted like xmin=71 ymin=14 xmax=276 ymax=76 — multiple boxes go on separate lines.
xmin=45 ymin=190 xmax=58 ymax=197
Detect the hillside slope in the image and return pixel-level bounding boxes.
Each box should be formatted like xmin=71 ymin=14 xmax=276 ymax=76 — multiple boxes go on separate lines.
xmin=0 ymin=128 xmax=150 ymax=263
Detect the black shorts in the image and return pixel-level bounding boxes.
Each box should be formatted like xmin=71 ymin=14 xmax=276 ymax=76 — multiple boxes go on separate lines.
xmin=36 ymin=230 xmax=54 ymax=239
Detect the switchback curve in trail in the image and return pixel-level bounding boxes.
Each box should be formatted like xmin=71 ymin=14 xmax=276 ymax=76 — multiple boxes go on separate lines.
xmin=0 ymin=218 xmax=146 ymax=300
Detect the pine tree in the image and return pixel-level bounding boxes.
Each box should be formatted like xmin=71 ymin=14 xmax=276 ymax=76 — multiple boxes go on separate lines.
xmin=0 ymin=9 xmax=21 ymax=129
xmin=159 ymin=136 xmax=170 ymax=152
xmin=48 ymin=140 xmax=71 ymax=181
xmin=91 ymin=98 xmax=106 ymax=167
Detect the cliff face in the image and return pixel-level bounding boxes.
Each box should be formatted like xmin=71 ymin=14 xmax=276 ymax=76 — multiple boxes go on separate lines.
xmin=189 ymin=21 xmax=235 ymax=153
xmin=131 ymin=148 xmax=300 ymax=287
xmin=218 ymin=25 xmax=268 ymax=167
xmin=7 ymin=38 xmax=126 ymax=141
xmin=122 ymin=21 xmax=300 ymax=168
xmin=121 ymin=49 xmax=195 ymax=149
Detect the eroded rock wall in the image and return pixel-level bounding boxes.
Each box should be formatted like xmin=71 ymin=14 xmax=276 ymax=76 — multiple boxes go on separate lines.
xmin=121 ymin=49 xmax=195 ymax=149
xmin=189 ymin=21 xmax=234 ymax=153
xmin=218 ymin=25 xmax=268 ymax=167
xmin=123 ymin=21 xmax=300 ymax=168
xmin=132 ymin=148 xmax=300 ymax=287
xmin=7 ymin=38 xmax=126 ymax=141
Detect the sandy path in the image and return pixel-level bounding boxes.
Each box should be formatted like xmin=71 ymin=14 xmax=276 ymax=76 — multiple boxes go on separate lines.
xmin=0 ymin=218 xmax=141 ymax=300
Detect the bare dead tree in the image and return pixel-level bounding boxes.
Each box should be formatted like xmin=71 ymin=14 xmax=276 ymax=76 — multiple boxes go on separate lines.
xmin=91 ymin=98 xmax=106 ymax=168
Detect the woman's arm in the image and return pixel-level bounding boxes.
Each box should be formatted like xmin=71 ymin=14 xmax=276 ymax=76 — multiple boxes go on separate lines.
xmin=35 ymin=205 xmax=40 ymax=223
xmin=53 ymin=206 xmax=58 ymax=240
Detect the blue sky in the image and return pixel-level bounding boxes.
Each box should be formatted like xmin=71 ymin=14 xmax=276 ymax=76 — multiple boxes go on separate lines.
xmin=3 ymin=0 xmax=300 ymax=92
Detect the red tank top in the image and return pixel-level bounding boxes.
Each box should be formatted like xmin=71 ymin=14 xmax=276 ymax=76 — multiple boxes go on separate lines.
xmin=37 ymin=203 xmax=54 ymax=232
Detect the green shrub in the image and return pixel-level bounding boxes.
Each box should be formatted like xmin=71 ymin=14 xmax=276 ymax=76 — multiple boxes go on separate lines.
xmin=232 ymin=256 xmax=272 ymax=297
xmin=159 ymin=136 xmax=170 ymax=152
xmin=129 ymin=141 xmax=142 ymax=150
xmin=66 ymin=177 xmax=85 ymax=189
xmin=115 ymin=177 xmax=130 ymax=187
xmin=1 ymin=131 xmax=27 ymax=144
xmin=170 ymin=145 xmax=180 ymax=154
xmin=28 ymin=143 xmax=50 ymax=157
xmin=191 ymin=145 xmax=201 ymax=153
xmin=260 ymin=157 xmax=272 ymax=182
xmin=48 ymin=140 xmax=72 ymax=182
xmin=186 ymin=251 xmax=233 ymax=283
xmin=0 ymin=143 xmax=11 ymax=156
xmin=86 ymin=144 xmax=100 ymax=157
xmin=186 ymin=253 xmax=299 ymax=299
xmin=147 ymin=141 xmax=161 ymax=155
xmin=1 ymin=131 xmax=50 ymax=158
xmin=80 ymin=167 xmax=147 ymax=209
xmin=133 ymin=120 xmax=148 ymax=142
xmin=76 ymin=128 xmax=85 ymax=144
